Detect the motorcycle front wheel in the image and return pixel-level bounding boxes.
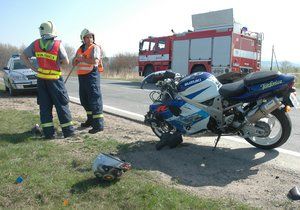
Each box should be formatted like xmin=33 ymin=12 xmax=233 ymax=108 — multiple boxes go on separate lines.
xmin=150 ymin=121 xmax=177 ymax=138
xmin=244 ymin=109 xmax=292 ymax=149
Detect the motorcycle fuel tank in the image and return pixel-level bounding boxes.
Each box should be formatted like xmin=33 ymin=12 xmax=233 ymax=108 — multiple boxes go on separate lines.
xmin=177 ymin=72 xmax=222 ymax=103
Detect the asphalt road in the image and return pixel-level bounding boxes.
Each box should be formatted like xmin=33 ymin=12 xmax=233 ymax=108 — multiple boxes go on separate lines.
xmin=65 ymin=77 xmax=300 ymax=153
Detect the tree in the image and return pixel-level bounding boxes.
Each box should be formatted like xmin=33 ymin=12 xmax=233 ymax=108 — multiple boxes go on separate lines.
xmin=64 ymin=44 xmax=76 ymax=60
xmin=0 ymin=43 xmax=19 ymax=68
xmin=109 ymin=53 xmax=138 ymax=73
xmin=280 ymin=61 xmax=292 ymax=73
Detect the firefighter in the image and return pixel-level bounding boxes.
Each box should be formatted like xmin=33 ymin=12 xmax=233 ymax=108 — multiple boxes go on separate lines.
xmin=72 ymin=29 xmax=104 ymax=134
xmin=21 ymin=21 xmax=75 ymax=139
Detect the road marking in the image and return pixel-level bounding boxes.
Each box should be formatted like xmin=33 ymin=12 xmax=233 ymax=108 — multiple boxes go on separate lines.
xmin=69 ymin=96 xmax=145 ymax=121
xmin=223 ymin=136 xmax=300 ymax=157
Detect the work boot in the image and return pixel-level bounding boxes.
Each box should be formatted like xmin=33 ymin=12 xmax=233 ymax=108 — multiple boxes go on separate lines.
xmin=88 ymin=127 xmax=103 ymax=134
xmin=64 ymin=131 xmax=76 ymax=138
xmin=81 ymin=121 xmax=92 ymax=128
xmin=44 ymin=135 xmax=56 ymax=140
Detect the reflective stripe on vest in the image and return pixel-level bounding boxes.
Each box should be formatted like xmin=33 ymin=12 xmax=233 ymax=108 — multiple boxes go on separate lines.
xmin=34 ymin=39 xmax=61 ymax=80
xmin=75 ymin=44 xmax=104 ymax=75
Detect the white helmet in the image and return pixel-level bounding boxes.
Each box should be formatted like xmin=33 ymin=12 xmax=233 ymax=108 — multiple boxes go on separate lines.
xmin=39 ymin=21 xmax=57 ymax=39
xmin=92 ymin=153 xmax=131 ymax=181
xmin=80 ymin=28 xmax=95 ymax=42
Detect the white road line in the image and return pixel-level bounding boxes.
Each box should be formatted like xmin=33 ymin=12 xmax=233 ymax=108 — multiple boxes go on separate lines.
xmin=223 ymin=136 xmax=300 ymax=157
xmin=69 ymin=96 xmax=145 ymax=121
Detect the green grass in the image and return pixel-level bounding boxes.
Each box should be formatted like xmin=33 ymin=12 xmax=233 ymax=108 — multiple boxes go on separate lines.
xmin=0 ymin=109 xmax=253 ymax=209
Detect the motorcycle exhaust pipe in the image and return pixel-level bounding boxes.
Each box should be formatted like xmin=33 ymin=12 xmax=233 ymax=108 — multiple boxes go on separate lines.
xmin=245 ymin=97 xmax=281 ymax=123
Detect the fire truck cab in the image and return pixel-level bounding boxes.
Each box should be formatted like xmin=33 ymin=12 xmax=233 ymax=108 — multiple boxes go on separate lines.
xmin=138 ymin=8 xmax=263 ymax=77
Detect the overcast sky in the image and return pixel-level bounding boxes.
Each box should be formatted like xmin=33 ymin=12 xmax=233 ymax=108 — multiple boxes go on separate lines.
xmin=1 ymin=0 xmax=299 ymax=62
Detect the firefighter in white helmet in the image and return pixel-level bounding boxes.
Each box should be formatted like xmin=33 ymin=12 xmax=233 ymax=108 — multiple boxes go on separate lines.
xmin=72 ymin=29 xmax=104 ymax=134
xmin=21 ymin=21 xmax=75 ymax=139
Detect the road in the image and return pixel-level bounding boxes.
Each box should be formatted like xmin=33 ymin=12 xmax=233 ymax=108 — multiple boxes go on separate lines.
xmin=65 ymin=77 xmax=300 ymax=153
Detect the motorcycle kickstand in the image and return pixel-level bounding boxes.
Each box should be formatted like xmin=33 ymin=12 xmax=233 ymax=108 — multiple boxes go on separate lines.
xmin=212 ymin=133 xmax=222 ymax=151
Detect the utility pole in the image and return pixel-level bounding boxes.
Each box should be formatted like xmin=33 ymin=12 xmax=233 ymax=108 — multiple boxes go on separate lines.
xmin=270 ymin=45 xmax=274 ymax=71
xmin=270 ymin=45 xmax=280 ymax=71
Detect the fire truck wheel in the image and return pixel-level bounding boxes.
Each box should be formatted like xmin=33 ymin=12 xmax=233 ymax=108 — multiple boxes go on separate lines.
xmin=191 ymin=65 xmax=206 ymax=73
xmin=144 ymin=66 xmax=154 ymax=77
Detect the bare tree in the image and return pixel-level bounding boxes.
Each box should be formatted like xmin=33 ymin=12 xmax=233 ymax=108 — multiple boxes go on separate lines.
xmin=64 ymin=44 xmax=76 ymax=60
xmin=109 ymin=53 xmax=138 ymax=73
xmin=281 ymin=61 xmax=293 ymax=73
xmin=0 ymin=43 xmax=19 ymax=68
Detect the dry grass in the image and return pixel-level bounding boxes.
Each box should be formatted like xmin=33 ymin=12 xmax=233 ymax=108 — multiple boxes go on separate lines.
xmin=102 ymin=70 xmax=141 ymax=82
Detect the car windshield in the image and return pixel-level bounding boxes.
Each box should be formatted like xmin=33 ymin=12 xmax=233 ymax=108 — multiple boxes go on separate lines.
xmin=13 ymin=59 xmax=38 ymax=70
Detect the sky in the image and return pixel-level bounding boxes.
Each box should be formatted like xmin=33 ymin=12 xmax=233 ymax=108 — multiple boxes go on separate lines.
xmin=1 ymin=0 xmax=299 ymax=62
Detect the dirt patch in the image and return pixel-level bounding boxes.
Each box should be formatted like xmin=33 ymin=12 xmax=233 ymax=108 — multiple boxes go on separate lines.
xmin=1 ymin=93 xmax=300 ymax=209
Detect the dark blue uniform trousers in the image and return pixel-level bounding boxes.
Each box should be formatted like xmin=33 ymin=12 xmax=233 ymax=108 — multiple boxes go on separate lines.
xmin=78 ymin=68 xmax=104 ymax=130
xmin=37 ymin=77 xmax=74 ymax=138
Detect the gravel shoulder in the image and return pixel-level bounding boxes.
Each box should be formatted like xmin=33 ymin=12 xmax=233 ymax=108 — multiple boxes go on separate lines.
xmin=1 ymin=93 xmax=300 ymax=209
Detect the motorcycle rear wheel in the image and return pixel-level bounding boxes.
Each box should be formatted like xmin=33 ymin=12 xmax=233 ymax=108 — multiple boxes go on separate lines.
xmin=244 ymin=109 xmax=291 ymax=149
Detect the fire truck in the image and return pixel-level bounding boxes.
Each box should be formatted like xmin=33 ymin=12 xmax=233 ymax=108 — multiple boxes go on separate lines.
xmin=138 ymin=8 xmax=263 ymax=78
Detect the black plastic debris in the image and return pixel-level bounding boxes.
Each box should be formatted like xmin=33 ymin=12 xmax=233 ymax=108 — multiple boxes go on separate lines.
xmin=287 ymin=186 xmax=300 ymax=200
xmin=156 ymin=132 xmax=183 ymax=150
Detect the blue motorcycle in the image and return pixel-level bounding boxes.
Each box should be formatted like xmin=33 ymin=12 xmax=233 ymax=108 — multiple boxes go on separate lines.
xmin=141 ymin=70 xmax=299 ymax=150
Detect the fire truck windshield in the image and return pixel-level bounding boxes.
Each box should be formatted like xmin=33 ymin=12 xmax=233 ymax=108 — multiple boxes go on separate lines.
xmin=140 ymin=41 xmax=150 ymax=51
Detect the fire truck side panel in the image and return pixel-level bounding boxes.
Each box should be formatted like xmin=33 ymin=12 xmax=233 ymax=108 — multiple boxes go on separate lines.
xmin=171 ymin=40 xmax=190 ymax=76
xmin=211 ymin=36 xmax=232 ymax=74
xmin=190 ymin=38 xmax=212 ymax=60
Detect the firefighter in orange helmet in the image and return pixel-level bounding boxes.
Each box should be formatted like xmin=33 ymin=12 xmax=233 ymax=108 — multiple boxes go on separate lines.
xmin=21 ymin=21 xmax=75 ymax=139
xmin=72 ymin=29 xmax=104 ymax=133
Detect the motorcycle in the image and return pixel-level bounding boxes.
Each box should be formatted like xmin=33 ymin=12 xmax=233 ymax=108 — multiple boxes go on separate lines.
xmin=141 ymin=70 xmax=299 ymax=150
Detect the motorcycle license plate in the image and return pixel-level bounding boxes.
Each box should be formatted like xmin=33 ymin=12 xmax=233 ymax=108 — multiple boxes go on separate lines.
xmin=289 ymin=92 xmax=300 ymax=109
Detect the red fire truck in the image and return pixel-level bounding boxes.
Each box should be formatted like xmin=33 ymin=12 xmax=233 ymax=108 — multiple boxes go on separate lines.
xmin=138 ymin=9 xmax=263 ymax=78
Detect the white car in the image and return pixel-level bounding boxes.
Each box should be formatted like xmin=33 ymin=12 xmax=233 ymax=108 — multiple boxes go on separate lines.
xmin=2 ymin=54 xmax=37 ymax=96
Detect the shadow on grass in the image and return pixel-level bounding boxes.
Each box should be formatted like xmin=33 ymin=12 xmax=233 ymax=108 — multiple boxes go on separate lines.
xmin=70 ymin=177 xmax=119 ymax=194
xmin=0 ymin=131 xmax=42 ymax=144
xmin=114 ymin=140 xmax=279 ymax=188
xmin=0 ymin=88 xmax=37 ymax=98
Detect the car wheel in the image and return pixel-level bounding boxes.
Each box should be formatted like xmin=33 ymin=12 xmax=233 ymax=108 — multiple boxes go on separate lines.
xmin=8 ymin=84 xmax=16 ymax=96
xmin=191 ymin=65 xmax=206 ymax=74
xmin=144 ymin=65 xmax=154 ymax=77
xmin=4 ymin=81 xmax=9 ymax=91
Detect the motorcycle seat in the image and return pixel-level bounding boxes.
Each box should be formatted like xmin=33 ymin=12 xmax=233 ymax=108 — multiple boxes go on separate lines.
xmin=219 ymin=80 xmax=246 ymax=98
xmin=244 ymin=71 xmax=280 ymax=86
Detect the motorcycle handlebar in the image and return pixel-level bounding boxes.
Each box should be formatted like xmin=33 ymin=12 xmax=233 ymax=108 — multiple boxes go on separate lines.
xmin=140 ymin=70 xmax=177 ymax=89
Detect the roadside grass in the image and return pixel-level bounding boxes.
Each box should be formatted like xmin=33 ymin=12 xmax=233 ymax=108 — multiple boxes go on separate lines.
xmin=0 ymin=109 xmax=253 ymax=209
